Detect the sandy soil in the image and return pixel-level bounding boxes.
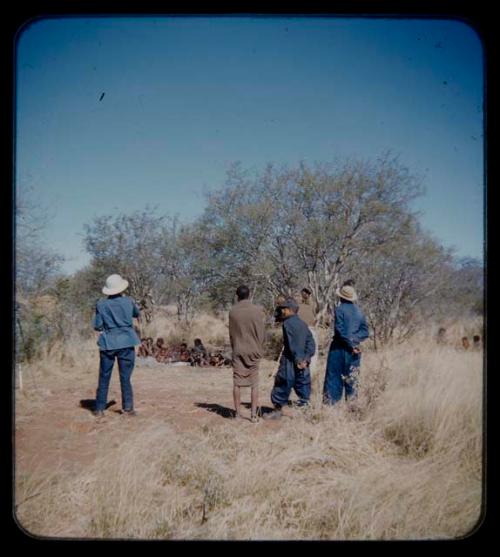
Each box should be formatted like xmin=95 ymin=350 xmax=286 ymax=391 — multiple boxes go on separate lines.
xmin=14 ymin=359 xmax=287 ymax=482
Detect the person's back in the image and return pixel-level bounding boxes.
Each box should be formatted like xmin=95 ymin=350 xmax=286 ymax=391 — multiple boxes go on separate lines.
xmin=94 ymin=294 xmax=140 ymax=350
xmin=229 ymin=299 xmax=266 ymax=359
xmin=332 ymin=300 xmax=369 ymax=350
xmin=323 ymin=285 xmax=369 ymax=406
xmin=92 ymin=274 xmax=140 ymax=417
xmin=229 ymin=286 xmax=266 ymax=422
xmin=282 ymin=313 xmax=315 ymax=363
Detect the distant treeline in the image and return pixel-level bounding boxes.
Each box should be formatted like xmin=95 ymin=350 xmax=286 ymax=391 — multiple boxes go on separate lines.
xmin=15 ymin=154 xmax=483 ymax=361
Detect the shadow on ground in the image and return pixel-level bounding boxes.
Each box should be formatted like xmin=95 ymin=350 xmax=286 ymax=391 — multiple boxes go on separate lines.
xmin=195 ymin=402 xmax=275 ymax=418
xmin=79 ymin=399 xmax=116 ymax=413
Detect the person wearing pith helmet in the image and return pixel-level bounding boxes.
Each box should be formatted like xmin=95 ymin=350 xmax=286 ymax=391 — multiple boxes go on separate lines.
xmin=92 ymin=274 xmax=141 ymax=418
xmin=323 ymin=284 xmax=369 ymax=406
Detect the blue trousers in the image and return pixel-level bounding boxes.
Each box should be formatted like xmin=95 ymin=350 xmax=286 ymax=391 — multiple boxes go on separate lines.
xmin=271 ymin=357 xmax=311 ymax=408
xmin=95 ymin=347 xmax=136 ymax=411
xmin=323 ymin=344 xmax=361 ymax=405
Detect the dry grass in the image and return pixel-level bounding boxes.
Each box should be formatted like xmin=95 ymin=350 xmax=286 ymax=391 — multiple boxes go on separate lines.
xmin=14 ymin=314 xmax=483 ymax=540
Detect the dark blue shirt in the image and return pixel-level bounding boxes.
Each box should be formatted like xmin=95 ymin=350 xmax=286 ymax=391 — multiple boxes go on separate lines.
xmin=282 ymin=314 xmax=316 ymax=365
xmin=332 ymin=301 xmax=369 ymax=351
xmin=93 ymin=295 xmax=141 ymax=351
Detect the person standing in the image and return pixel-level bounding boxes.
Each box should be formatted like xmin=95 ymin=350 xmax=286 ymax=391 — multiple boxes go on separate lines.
xmin=323 ymin=284 xmax=369 ymax=406
xmin=92 ymin=274 xmax=141 ymax=417
xmin=228 ymin=285 xmax=266 ymax=422
xmin=264 ymin=298 xmax=316 ymax=420
xmin=298 ymin=287 xmax=319 ymax=377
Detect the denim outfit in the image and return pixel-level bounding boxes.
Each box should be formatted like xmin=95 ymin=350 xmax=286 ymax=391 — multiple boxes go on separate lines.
xmin=323 ymin=301 xmax=369 ymax=405
xmin=271 ymin=314 xmax=316 ymax=408
xmin=93 ymin=295 xmax=141 ymax=412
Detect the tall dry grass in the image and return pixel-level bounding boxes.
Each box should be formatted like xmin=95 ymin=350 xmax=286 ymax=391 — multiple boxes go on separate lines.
xmin=15 ymin=314 xmax=483 ymax=540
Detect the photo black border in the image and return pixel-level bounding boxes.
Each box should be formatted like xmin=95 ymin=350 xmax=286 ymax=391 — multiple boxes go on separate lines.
xmin=3 ymin=0 xmax=494 ymax=549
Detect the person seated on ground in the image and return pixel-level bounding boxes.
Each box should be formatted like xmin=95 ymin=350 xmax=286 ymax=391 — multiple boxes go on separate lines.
xmin=473 ymin=334 xmax=481 ymax=350
xmin=208 ymin=352 xmax=219 ymax=367
xmin=178 ymin=342 xmax=192 ymax=363
xmin=208 ymin=352 xmax=226 ymax=367
xmin=153 ymin=337 xmax=165 ymax=358
xmin=138 ymin=337 xmax=156 ymax=358
xmin=155 ymin=345 xmax=171 ymax=364
xmin=216 ymin=353 xmax=226 ymax=367
xmin=190 ymin=338 xmax=209 ymax=366
xmin=168 ymin=342 xmax=190 ymax=363
xmin=436 ymin=327 xmax=447 ymax=345
xmin=461 ymin=336 xmax=470 ymax=350
xmin=137 ymin=338 xmax=149 ymax=358
xmin=168 ymin=344 xmax=181 ymax=362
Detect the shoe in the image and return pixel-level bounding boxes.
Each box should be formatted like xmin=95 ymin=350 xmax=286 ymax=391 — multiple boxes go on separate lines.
xmin=263 ymin=410 xmax=282 ymax=420
xmin=92 ymin=410 xmax=104 ymax=417
xmin=122 ymin=409 xmax=137 ymax=416
xmin=250 ymin=415 xmax=260 ymax=423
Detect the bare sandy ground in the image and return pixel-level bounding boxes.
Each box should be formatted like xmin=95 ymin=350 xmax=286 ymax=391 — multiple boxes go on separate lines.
xmin=14 ymin=359 xmax=286 ymax=483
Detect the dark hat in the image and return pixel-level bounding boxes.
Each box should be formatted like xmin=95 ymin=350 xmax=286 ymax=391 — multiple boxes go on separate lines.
xmin=279 ymin=297 xmax=299 ymax=311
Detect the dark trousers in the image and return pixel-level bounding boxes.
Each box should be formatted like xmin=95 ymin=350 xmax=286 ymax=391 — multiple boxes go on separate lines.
xmin=323 ymin=343 xmax=361 ymax=405
xmin=271 ymin=357 xmax=311 ymax=408
xmin=95 ymin=347 xmax=135 ymax=411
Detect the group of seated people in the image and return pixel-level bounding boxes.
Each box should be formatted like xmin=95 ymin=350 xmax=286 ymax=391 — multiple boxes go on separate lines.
xmin=137 ymin=336 xmax=231 ymax=367
xmin=436 ymin=328 xmax=482 ymax=350
xmin=460 ymin=334 xmax=482 ymax=351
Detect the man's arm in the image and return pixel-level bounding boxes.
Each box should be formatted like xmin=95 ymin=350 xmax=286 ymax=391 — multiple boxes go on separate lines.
xmin=92 ymin=306 xmax=103 ymax=331
xmin=257 ymin=308 xmax=267 ymax=350
xmin=284 ymin=320 xmax=306 ymax=366
xmin=304 ymin=328 xmax=316 ymax=361
xmin=353 ymin=314 xmax=369 ymax=344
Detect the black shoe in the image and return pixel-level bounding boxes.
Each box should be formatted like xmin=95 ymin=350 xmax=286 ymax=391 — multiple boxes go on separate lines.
xmin=92 ymin=410 xmax=104 ymax=417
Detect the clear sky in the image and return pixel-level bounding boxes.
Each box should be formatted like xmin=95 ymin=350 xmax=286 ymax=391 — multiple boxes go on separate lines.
xmin=15 ymin=16 xmax=484 ymax=273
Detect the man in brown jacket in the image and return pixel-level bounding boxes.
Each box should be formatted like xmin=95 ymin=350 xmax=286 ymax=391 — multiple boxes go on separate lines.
xmin=298 ymin=287 xmax=318 ymax=377
xmin=229 ymin=285 xmax=266 ymax=422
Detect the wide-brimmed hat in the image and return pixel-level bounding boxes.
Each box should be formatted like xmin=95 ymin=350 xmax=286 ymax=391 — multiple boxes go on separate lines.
xmin=336 ymin=285 xmax=357 ymax=302
xmin=102 ymin=274 xmax=129 ymax=295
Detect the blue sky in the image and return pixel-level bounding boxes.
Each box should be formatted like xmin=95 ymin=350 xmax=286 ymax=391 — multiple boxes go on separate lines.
xmin=15 ymin=16 xmax=484 ymax=273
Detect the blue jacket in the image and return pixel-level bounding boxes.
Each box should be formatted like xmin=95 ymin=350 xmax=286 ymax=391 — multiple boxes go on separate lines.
xmin=93 ymin=295 xmax=141 ymax=351
xmin=282 ymin=314 xmax=316 ymax=366
xmin=332 ymin=301 xmax=369 ymax=352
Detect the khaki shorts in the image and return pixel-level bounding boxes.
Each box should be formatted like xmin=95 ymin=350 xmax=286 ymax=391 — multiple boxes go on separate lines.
xmin=233 ymin=368 xmax=259 ymax=387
